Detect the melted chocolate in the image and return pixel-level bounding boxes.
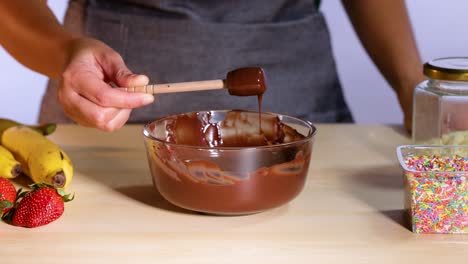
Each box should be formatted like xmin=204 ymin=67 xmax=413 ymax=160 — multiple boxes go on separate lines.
xmin=165 ymin=111 xmax=304 ymax=147
xmin=226 ymin=67 xmax=267 ymax=97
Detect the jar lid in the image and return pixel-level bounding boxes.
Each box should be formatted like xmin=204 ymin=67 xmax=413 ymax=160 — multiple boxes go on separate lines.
xmin=423 ymin=57 xmax=468 ymax=81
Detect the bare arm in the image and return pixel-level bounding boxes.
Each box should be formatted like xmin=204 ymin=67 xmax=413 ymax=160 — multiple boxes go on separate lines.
xmin=0 ymin=0 xmax=74 ymax=79
xmin=0 ymin=1 xmax=154 ymax=131
xmin=342 ymin=0 xmax=425 ymax=131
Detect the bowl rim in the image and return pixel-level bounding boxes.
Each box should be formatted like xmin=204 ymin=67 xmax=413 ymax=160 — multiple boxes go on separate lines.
xmin=142 ymin=109 xmax=317 ymax=150
xmin=396 ymin=144 xmax=468 ymax=174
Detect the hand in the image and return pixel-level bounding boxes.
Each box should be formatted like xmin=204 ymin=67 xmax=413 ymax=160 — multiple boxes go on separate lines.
xmin=58 ymin=37 xmax=154 ymax=131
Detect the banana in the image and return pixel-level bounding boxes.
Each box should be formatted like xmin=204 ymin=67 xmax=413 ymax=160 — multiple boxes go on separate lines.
xmin=0 ymin=145 xmax=22 ymax=179
xmin=1 ymin=126 xmax=73 ymax=189
xmin=0 ymin=118 xmax=56 ymax=142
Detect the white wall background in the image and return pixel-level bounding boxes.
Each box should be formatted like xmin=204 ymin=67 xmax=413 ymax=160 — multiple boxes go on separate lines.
xmin=1 ymin=1 xmax=467 ymax=125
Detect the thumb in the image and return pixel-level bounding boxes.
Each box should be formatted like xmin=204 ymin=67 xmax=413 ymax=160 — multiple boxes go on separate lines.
xmin=102 ymin=53 xmax=149 ymax=88
xmin=115 ymin=70 xmax=150 ymax=88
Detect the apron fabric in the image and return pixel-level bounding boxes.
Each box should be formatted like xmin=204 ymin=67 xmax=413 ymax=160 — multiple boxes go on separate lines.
xmin=39 ymin=0 xmax=353 ymax=124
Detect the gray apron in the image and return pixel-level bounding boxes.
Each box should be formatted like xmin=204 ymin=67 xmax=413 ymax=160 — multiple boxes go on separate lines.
xmin=39 ymin=0 xmax=353 ymax=124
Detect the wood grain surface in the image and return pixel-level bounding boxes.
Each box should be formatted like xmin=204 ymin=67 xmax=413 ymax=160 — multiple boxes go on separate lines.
xmin=2 ymin=124 xmax=467 ymax=263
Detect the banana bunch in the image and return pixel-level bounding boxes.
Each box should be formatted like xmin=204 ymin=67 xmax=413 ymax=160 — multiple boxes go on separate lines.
xmin=0 ymin=118 xmax=73 ymax=189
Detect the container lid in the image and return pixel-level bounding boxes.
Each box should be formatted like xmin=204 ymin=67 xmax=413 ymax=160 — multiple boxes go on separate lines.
xmin=423 ymin=57 xmax=468 ymax=81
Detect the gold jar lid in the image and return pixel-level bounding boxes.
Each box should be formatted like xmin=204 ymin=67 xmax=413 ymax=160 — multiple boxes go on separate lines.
xmin=423 ymin=57 xmax=468 ymax=81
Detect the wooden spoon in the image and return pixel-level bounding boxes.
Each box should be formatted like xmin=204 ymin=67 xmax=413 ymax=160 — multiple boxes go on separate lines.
xmin=117 ymin=67 xmax=266 ymax=96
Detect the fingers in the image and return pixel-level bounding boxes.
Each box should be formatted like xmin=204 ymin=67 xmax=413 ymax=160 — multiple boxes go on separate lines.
xmin=59 ymin=84 xmax=131 ymax=131
xmin=60 ymin=59 xmax=151 ymax=131
xmin=64 ymin=39 xmax=154 ymax=108
xmin=64 ymin=70 xmax=154 ymax=109
xmin=74 ymin=50 xmax=154 ymax=108
xmin=59 ymin=38 xmax=154 ymax=131
xmin=105 ymin=109 xmax=133 ymax=130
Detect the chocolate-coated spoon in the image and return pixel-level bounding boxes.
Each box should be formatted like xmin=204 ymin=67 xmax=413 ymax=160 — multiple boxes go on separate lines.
xmin=117 ymin=67 xmax=266 ymax=96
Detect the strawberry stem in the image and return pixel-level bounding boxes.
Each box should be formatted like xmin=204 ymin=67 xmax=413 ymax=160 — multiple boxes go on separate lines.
xmin=16 ymin=188 xmax=28 ymax=202
xmin=62 ymin=193 xmax=75 ymax=203
xmin=30 ymin=183 xmax=75 ymax=203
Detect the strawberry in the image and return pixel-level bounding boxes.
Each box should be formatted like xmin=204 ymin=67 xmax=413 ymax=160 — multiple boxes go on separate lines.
xmin=10 ymin=183 xmax=73 ymax=228
xmin=0 ymin=177 xmax=17 ymax=216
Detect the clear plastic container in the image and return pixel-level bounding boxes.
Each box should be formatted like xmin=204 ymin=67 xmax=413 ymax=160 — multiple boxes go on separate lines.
xmin=397 ymin=145 xmax=468 ymax=234
xmin=412 ymin=57 xmax=468 ymax=144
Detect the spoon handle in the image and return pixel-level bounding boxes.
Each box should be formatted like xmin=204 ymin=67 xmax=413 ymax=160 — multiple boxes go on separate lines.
xmin=117 ymin=79 xmax=226 ymax=94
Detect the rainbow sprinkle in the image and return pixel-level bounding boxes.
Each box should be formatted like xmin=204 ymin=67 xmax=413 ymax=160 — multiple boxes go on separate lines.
xmin=404 ymin=155 xmax=468 ymax=234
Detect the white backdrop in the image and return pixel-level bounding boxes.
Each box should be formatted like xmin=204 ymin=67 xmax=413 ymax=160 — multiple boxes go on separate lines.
xmin=1 ymin=1 xmax=467 ymax=125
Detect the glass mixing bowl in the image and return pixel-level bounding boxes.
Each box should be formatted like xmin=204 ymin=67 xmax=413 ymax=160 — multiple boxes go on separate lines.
xmin=142 ymin=110 xmax=316 ymax=215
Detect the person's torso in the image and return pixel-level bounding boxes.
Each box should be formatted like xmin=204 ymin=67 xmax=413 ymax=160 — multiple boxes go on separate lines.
xmin=40 ymin=0 xmax=353 ymax=124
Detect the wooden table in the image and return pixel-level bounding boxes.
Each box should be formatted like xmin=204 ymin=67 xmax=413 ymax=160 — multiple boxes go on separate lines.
xmin=3 ymin=124 xmax=468 ymax=263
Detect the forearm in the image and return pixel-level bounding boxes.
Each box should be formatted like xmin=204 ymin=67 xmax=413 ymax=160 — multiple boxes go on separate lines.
xmin=0 ymin=1 xmax=76 ymax=80
xmin=342 ymin=0 xmax=425 ymax=98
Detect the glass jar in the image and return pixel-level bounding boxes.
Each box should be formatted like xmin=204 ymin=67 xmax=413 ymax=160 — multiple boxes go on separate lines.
xmin=412 ymin=57 xmax=468 ymax=144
